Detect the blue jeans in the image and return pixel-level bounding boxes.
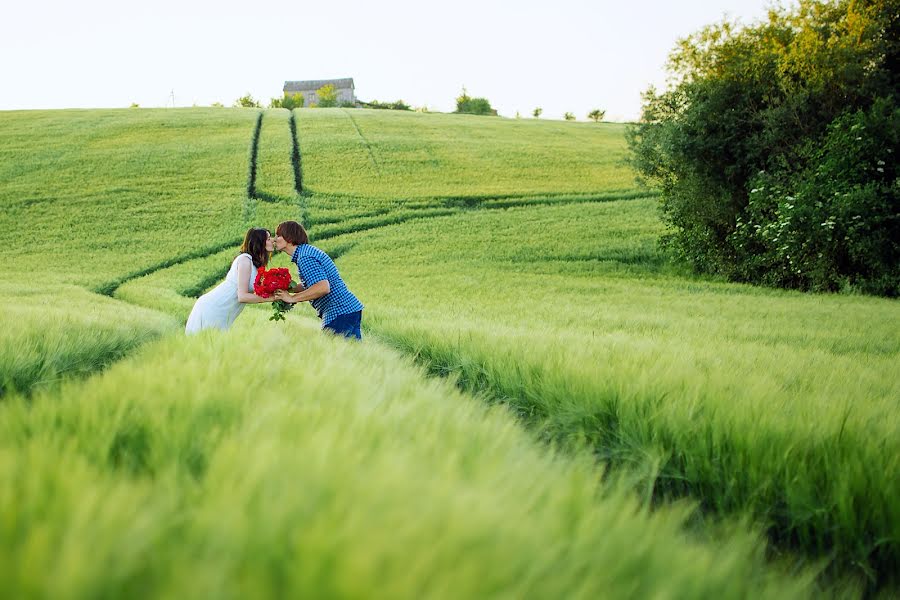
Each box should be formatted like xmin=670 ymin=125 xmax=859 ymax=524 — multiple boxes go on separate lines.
xmin=323 ymin=311 xmax=362 ymax=340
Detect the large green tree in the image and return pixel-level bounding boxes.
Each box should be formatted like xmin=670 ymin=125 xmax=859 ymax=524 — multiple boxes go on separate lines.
xmin=628 ymin=0 xmax=899 ymax=295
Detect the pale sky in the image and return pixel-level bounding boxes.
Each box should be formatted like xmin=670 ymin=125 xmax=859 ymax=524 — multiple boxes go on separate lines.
xmin=1 ymin=0 xmax=780 ymax=121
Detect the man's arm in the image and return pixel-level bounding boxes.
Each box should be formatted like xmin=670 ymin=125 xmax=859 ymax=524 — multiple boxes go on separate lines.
xmin=275 ymin=280 xmax=330 ymax=304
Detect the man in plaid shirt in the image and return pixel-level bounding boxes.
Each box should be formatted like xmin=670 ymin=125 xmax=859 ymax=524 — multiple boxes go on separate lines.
xmin=273 ymin=221 xmax=364 ymax=340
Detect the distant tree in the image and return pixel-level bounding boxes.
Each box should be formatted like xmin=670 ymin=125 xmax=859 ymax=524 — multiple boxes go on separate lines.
xmin=129 ymin=102 xmax=139 ymax=108
xmin=455 ymin=87 xmax=495 ymax=115
xmin=532 ymin=107 xmax=542 ymax=118
xmin=361 ymin=99 xmax=411 ymax=111
xmin=270 ymin=93 xmax=304 ymax=109
xmin=564 ymin=112 xmax=576 ymax=121
xmin=316 ymin=84 xmax=339 ymax=107
xmin=211 ymin=102 xmax=224 ymax=108
xmin=234 ymin=93 xmax=260 ymax=108
xmin=588 ymin=109 xmax=606 ymax=122
xmin=515 ymin=111 xmax=521 ymax=119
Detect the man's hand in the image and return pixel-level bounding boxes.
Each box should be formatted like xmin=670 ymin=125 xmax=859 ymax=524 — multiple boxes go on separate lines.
xmin=274 ymin=289 xmax=299 ymax=304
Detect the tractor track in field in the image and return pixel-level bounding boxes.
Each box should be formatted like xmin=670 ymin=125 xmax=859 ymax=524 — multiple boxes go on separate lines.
xmin=343 ymin=109 xmax=381 ymax=174
xmin=96 ymin=110 xmax=656 ymax=299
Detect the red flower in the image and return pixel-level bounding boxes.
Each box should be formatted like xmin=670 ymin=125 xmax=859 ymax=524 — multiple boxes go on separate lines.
xmin=254 ymin=267 xmax=296 ymax=322
xmin=254 ymin=267 xmax=292 ymax=298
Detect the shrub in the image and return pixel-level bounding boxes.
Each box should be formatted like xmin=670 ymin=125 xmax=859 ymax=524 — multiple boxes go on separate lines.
xmin=316 ymin=84 xmax=339 ymax=108
xmin=234 ymin=93 xmax=260 ymax=108
xmin=588 ymin=109 xmax=605 ymax=122
xmin=360 ymin=99 xmax=411 ymax=111
xmin=272 ymin=93 xmax=304 ymax=110
xmin=533 ymin=107 xmax=542 ymax=118
xmin=455 ymin=88 xmax=495 ymax=116
xmin=627 ymin=0 xmax=899 ymax=295
xmin=564 ymin=112 xmax=575 ymax=121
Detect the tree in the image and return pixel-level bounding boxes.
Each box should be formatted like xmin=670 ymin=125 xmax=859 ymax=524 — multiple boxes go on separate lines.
xmin=270 ymin=93 xmax=304 ymax=109
xmin=129 ymin=103 xmax=139 ymax=108
xmin=455 ymin=87 xmax=495 ymax=115
xmin=564 ymin=112 xmax=576 ymax=121
xmin=234 ymin=93 xmax=260 ymax=108
xmin=316 ymin=84 xmax=338 ymax=108
xmin=588 ymin=109 xmax=605 ymax=122
xmin=211 ymin=102 xmax=224 ymax=108
xmin=532 ymin=107 xmax=542 ymax=118
xmin=627 ymin=0 xmax=899 ymax=296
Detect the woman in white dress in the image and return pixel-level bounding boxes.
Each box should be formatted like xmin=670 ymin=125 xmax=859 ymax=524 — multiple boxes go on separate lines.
xmin=185 ymin=228 xmax=275 ymax=334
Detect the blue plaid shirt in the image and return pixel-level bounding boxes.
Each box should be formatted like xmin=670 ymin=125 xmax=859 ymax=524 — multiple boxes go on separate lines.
xmin=291 ymin=244 xmax=363 ymax=326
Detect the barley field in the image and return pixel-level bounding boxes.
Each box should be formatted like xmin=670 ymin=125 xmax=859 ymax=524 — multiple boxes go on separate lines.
xmin=1 ymin=107 xmax=897 ymax=597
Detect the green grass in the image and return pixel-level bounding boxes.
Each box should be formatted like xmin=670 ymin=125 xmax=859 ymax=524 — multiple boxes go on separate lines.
xmin=0 ymin=108 xmax=258 ymax=289
xmin=297 ymin=108 xmax=637 ymax=201
xmin=0 ymin=283 xmax=176 ymax=396
xmin=320 ymin=198 xmax=900 ymax=583
xmin=254 ymin=109 xmax=297 ymax=202
xmin=0 ymin=315 xmax=814 ymax=599
xmin=1 ymin=106 xmax=896 ymax=595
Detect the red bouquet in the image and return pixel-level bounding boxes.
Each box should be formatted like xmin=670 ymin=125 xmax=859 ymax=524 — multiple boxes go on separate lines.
xmin=254 ymin=267 xmax=296 ymax=321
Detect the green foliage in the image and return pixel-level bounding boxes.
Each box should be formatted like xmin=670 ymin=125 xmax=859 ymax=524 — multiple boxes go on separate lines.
xmin=282 ymin=93 xmax=304 ymax=109
xmin=0 ymin=283 xmax=176 ymax=396
xmin=129 ymin=103 xmax=139 ymax=108
xmin=564 ymin=112 xmax=575 ymax=121
xmin=588 ymin=109 xmax=605 ymax=122
xmin=360 ymin=99 xmax=411 ymax=111
xmin=455 ymin=88 xmax=495 ymax=115
xmin=628 ymin=0 xmax=900 ymax=295
xmin=210 ymin=102 xmax=224 ymax=108
xmin=0 ymin=317 xmax=814 ymax=599
xmin=730 ymin=98 xmax=899 ymax=294
xmin=316 ymin=84 xmax=339 ymax=108
xmin=334 ymin=199 xmax=900 ymax=585
xmin=533 ymin=107 xmax=542 ymax=118
xmin=234 ymin=93 xmax=261 ymax=108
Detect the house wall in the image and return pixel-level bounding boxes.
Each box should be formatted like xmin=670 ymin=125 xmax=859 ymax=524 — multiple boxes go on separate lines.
xmin=297 ymin=87 xmax=355 ymax=106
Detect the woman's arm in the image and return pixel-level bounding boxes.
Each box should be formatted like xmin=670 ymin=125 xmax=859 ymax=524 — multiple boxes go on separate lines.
xmin=236 ymin=259 xmax=273 ymax=304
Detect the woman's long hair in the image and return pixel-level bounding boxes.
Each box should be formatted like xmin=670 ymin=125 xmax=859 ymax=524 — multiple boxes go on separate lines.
xmin=239 ymin=228 xmax=271 ymax=268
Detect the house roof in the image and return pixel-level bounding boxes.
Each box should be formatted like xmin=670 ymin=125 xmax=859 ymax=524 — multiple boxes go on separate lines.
xmin=284 ymin=78 xmax=355 ymax=92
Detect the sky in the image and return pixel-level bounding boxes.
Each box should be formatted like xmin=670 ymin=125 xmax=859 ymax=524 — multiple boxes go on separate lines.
xmin=1 ymin=0 xmax=781 ymax=121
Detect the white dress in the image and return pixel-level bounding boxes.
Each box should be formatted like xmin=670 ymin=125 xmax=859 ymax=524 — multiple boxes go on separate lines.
xmin=185 ymin=253 xmax=258 ymax=334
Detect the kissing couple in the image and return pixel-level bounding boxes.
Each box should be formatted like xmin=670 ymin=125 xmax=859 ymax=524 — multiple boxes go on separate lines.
xmin=185 ymin=220 xmax=363 ymax=339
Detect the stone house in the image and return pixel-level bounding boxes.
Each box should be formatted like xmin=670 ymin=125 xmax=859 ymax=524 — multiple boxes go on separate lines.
xmin=283 ymin=78 xmax=356 ymax=106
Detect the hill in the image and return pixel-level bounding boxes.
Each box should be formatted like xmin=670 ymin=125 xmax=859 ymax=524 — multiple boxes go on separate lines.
xmin=1 ymin=107 xmax=897 ymax=597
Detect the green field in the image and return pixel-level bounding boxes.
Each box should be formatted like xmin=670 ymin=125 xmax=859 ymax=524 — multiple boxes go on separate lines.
xmin=1 ymin=107 xmax=897 ymax=598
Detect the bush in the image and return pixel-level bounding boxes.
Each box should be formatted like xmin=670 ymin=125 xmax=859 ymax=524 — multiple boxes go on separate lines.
xmin=455 ymin=88 xmax=495 ymax=116
xmin=316 ymin=84 xmax=339 ymax=108
xmin=234 ymin=93 xmax=260 ymax=108
xmin=627 ymin=0 xmax=899 ymax=296
xmin=272 ymin=93 xmax=304 ymax=110
xmin=564 ymin=112 xmax=575 ymax=121
xmin=360 ymin=99 xmax=411 ymax=111
xmin=588 ymin=109 xmax=605 ymax=122
xmin=730 ymin=98 xmax=899 ymax=294
xmin=533 ymin=107 xmax=542 ymax=118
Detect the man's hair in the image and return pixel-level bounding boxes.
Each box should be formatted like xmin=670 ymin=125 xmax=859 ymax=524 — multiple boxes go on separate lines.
xmin=276 ymin=221 xmax=309 ymax=246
